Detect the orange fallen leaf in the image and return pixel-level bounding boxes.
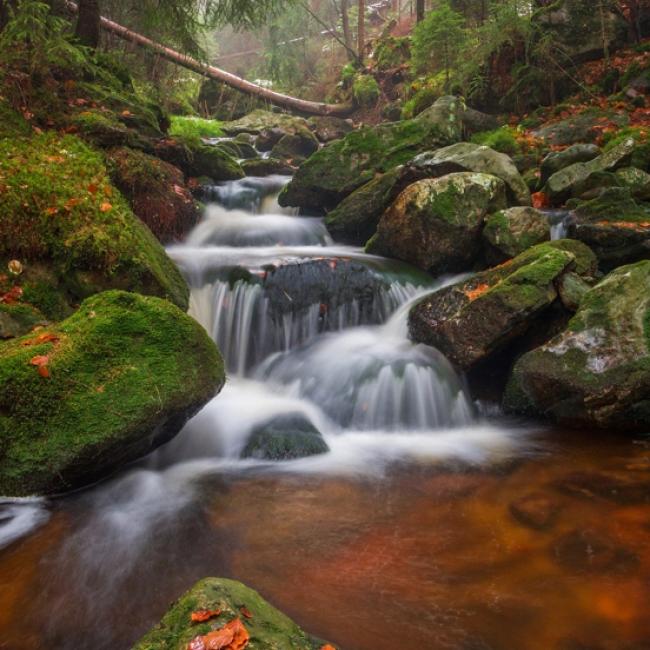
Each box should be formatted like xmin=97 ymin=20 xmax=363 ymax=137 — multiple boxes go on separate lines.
xmin=239 ymin=607 xmax=253 ymax=619
xmin=22 ymin=332 xmax=60 ymax=346
xmin=45 ymin=206 xmax=59 ymax=216
xmin=464 ymin=282 xmax=490 ymax=301
xmin=30 ymin=355 xmax=50 ymax=378
xmin=100 ymin=202 xmax=113 ymax=213
xmin=187 ymin=618 xmax=249 ymax=650
xmin=88 ymin=183 xmax=98 ymax=195
xmin=64 ymin=197 xmax=82 ymax=211
xmin=0 ymin=286 xmax=23 ymax=304
xmin=321 ymin=645 xmax=337 ymax=650
xmin=191 ymin=609 xmax=222 ymax=623
xmin=531 ymin=191 xmax=551 ymax=209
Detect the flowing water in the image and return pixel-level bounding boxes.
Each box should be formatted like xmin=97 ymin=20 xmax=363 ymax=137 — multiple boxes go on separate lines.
xmin=0 ymin=175 xmax=649 ymax=650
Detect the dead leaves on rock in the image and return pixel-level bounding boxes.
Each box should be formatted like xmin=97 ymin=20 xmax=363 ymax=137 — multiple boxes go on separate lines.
xmin=188 ymin=618 xmax=250 ymax=650
xmin=23 ymin=331 xmax=60 ymax=379
xmin=191 ymin=609 xmax=222 ymax=624
xmin=464 ymin=283 xmax=490 ymax=302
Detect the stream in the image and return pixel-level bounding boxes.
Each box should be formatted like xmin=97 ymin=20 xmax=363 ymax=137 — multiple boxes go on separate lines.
xmin=0 ymin=175 xmax=649 ymax=650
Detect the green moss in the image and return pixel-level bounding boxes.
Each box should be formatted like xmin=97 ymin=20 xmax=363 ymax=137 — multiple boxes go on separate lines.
xmin=133 ymin=577 xmax=325 ymax=650
xmin=169 ymin=116 xmax=224 ymax=144
xmin=0 ymin=291 xmax=224 ymax=496
xmin=0 ymin=303 xmax=46 ymax=339
xmin=402 ymin=85 xmax=438 ymax=120
xmin=471 ymin=126 xmax=521 ymax=156
xmin=353 ymin=74 xmax=381 ymax=107
xmin=340 ymin=62 xmax=357 ymax=86
xmin=0 ymin=133 xmax=189 ymax=310
xmin=0 ymin=99 xmax=31 ymax=139
xmin=374 ymin=36 xmax=411 ymax=70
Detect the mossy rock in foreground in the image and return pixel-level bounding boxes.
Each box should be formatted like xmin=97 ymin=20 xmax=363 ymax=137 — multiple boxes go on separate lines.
xmin=408 ymin=240 xmax=598 ymax=370
xmin=133 ymin=577 xmax=327 ymax=650
xmin=0 ymin=133 xmax=189 ymax=315
xmin=504 ymin=261 xmax=650 ymax=432
xmin=0 ymin=291 xmax=225 ymax=496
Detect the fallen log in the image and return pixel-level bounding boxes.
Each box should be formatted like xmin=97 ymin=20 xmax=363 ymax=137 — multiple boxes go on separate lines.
xmin=64 ymin=1 xmax=354 ymax=117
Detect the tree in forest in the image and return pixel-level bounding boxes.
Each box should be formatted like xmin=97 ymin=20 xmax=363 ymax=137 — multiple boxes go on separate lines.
xmin=411 ymin=0 xmax=465 ymax=90
xmin=358 ymin=0 xmax=365 ymax=61
xmin=74 ymin=0 xmax=99 ymax=47
xmin=416 ymin=0 xmax=425 ymax=22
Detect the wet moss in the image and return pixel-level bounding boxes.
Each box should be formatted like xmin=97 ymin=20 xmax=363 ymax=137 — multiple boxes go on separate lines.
xmin=0 ymin=133 xmax=189 ymax=311
xmin=168 ymin=116 xmax=224 ymax=143
xmin=353 ymin=74 xmax=381 ymax=107
xmin=0 ymin=291 xmax=224 ymax=496
xmin=133 ymin=577 xmax=325 ymax=650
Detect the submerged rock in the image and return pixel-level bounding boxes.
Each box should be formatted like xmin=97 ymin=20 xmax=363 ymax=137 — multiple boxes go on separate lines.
xmin=0 ymin=291 xmax=224 ymax=496
xmin=504 ymin=261 xmax=650 ymax=432
xmin=567 ymin=188 xmax=650 ymax=269
xmin=107 ymin=147 xmax=199 ymax=244
xmin=0 ymin=133 xmax=189 ymax=316
xmin=409 ymin=142 xmax=531 ymax=206
xmin=133 ymin=577 xmax=328 ymax=650
xmin=242 ymin=414 xmax=329 ymax=460
xmin=366 ymin=172 xmax=507 ymax=273
xmin=510 ymin=493 xmax=561 ymax=530
xmin=279 ymin=96 xmax=466 ymax=211
xmin=408 ymin=240 xmax=597 ymax=370
xmin=482 ymin=207 xmax=551 ymax=263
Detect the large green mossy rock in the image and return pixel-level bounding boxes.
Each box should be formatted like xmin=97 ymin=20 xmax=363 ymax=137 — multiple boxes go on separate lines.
xmin=0 ymin=291 xmax=224 ymax=496
xmin=279 ymin=96 xmax=466 ymax=211
xmin=567 ymin=188 xmax=650 ymax=269
xmin=366 ymin=172 xmax=507 ymax=273
xmin=242 ymin=414 xmax=329 ymax=461
xmin=482 ymin=207 xmax=551 ymax=264
xmin=533 ymin=0 xmax=627 ymax=63
xmin=222 ymin=110 xmax=313 ymax=137
xmin=409 ymin=142 xmax=531 ymax=206
xmin=408 ymin=241 xmax=598 ymax=370
xmin=545 ymin=138 xmax=637 ymax=204
xmin=0 ymin=133 xmax=189 ymax=316
xmin=504 ymin=261 xmax=650 ymax=432
xmin=133 ymin=578 xmax=327 ymax=650
xmin=534 ymin=110 xmax=629 ymax=148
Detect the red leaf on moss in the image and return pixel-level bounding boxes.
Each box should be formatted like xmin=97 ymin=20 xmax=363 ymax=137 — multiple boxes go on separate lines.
xmin=100 ymin=202 xmax=113 ymax=213
xmin=191 ymin=609 xmax=222 ymax=623
xmin=532 ymin=192 xmax=551 ymax=209
xmin=239 ymin=606 xmax=253 ymax=619
xmin=30 ymin=355 xmax=50 ymax=378
xmin=187 ymin=618 xmax=249 ymax=650
xmin=0 ymin=286 xmax=23 ymax=305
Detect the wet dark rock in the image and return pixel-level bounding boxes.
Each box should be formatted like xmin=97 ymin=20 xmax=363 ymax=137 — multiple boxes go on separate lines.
xmin=552 ymin=528 xmax=638 ymax=574
xmin=509 ymin=493 xmax=561 ymax=530
xmin=270 ymin=131 xmax=319 ymax=163
xmin=504 ymin=261 xmax=650 ymax=432
xmin=242 ymin=414 xmax=329 ymax=460
xmin=366 ymin=172 xmax=507 ymax=273
xmin=308 ymin=115 xmax=354 ymax=143
xmin=241 ymin=157 xmax=295 ymax=177
xmin=409 ymin=240 xmax=596 ymax=370
xmin=554 ymin=472 xmax=650 ymax=505
xmin=256 ymin=127 xmax=288 ymax=151
xmin=534 ymin=110 xmax=628 ymax=148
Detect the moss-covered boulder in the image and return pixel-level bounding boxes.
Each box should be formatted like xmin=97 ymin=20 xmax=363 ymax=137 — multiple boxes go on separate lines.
xmin=482 ymin=207 xmax=551 ymax=263
xmin=0 ymin=291 xmax=224 ymax=496
xmin=279 ymin=96 xmax=466 ymax=211
xmin=366 ymin=172 xmax=507 ymax=273
xmin=133 ymin=577 xmax=327 ymax=650
xmin=408 ymin=240 xmax=598 ymax=370
xmin=540 ymin=144 xmax=601 ymax=184
xmin=222 ymin=110 xmax=313 ymax=137
xmin=545 ymin=137 xmax=637 ymax=204
xmin=241 ymin=158 xmax=295 ymax=177
xmin=154 ymin=138 xmax=244 ymax=182
xmin=616 ymin=166 xmax=650 ymax=200
xmin=409 ymin=143 xmax=531 ymax=206
xmin=533 ymin=0 xmax=627 ymax=63
xmin=0 ymin=302 xmax=47 ymax=340
xmin=352 ymin=73 xmax=381 ymax=107
xmin=270 ymin=131 xmax=320 ymax=164
xmin=503 ymin=261 xmax=650 ymax=432
xmin=107 ymin=147 xmax=199 ymax=244
xmin=0 ymin=133 xmax=189 ymax=315
xmin=307 ymin=115 xmax=353 ymax=143
xmin=242 ymin=414 xmax=329 ymax=461
xmin=534 ymin=110 xmax=629 ymax=148
xmin=566 ymin=188 xmax=650 ymax=269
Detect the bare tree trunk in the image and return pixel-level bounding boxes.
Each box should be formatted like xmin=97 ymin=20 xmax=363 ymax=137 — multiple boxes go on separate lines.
xmin=74 ymin=0 xmax=100 ymax=48
xmin=358 ymin=0 xmax=365 ymax=62
xmin=416 ymin=0 xmax=425 ymax=21
xmin=64 ymin=1 xmax=353 ymax=117
xmin=341 ymin=0 xmax=354 ymax=60
xmin=0 ymin=0 xmax=16 ymax=30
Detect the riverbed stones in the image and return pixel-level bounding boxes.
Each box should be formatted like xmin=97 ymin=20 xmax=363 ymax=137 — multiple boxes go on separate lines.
xmin=222 ymin=109 xmax=313 ymax=137
xmin=482 ymin=207 xmax=551 ymax=263
xmin=552 ymin=529 xmax=638 ymax=574
xmin=510 ymin=493 xmax=561 ymax=530
xmin=408 ymin=240 xmax=598 ymax=370
xmin=540 ymin=144 xmax=601 ymax=184
xmin=240 ymin=157 xmax=295 ymax=177
xmin=366 ymin=172 xmax=507 ymax=273
xmin=566 ymin=188 xmax=650 ymax=269
xmin=270 ymin=131 xmax=320 ymax=164
xmin=545 ymin=138 xmax=637 ymax=204
xmin=554 ymin=471 xmax=650 ymax=506
xmin=279 ymin=96 xmax=466 ymax=211
xmin=0 ymin=290 xmax=225 ymax=496
xmin=503 ymin=261 xmax=650 ymax=432
xmin=242 ymin=414 xmax=329 ymax=460
xmin=409 ymin=142 xmax=531 ymax=206
xmin=133 ymin=577 xmax=329 ymax=650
